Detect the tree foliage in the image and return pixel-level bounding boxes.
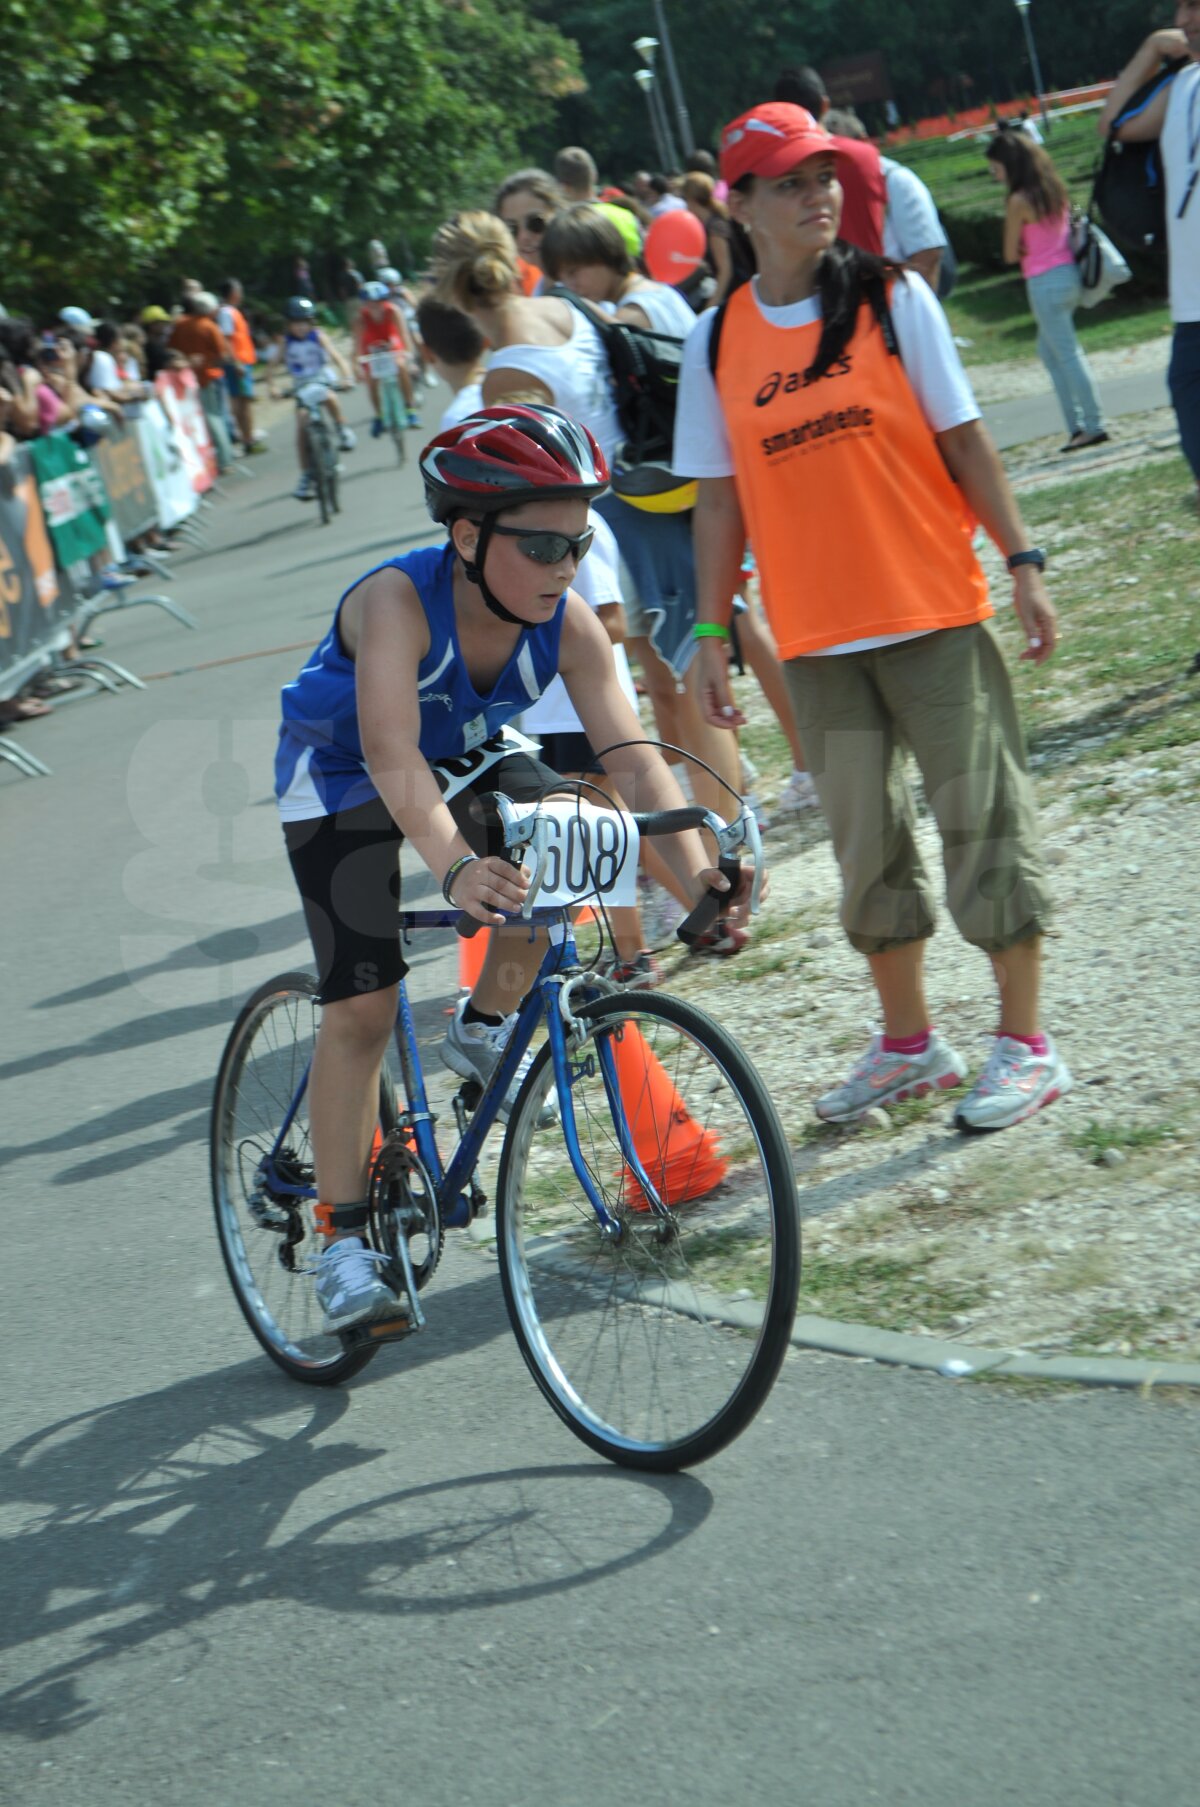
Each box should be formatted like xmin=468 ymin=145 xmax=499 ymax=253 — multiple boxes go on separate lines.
xmin=1 ymin=0 xmax=1170 ymax=316
xmin=0 ymin=0 xmax=580 ymax=315
xmin=531 ymin=0 xmax=1166 ymax=176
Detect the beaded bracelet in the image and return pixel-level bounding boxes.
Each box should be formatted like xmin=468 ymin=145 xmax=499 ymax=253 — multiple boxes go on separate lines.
xmin=693 ymin=622 xmax=731 ymax=640
xmin=441 ymin=853 xmax=479 ymax=907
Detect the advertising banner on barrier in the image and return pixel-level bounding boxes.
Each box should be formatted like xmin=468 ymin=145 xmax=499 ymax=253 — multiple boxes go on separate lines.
xmin=89 ymin=420 xmax=158 ymax=543
xmin=0 ymin=449 xmax=74 ymax=693
xmin=154 ymin=369 xmax=218 ymax=494
xmin=27 ymin=434 xmax=112 ymax=568
xmin=135 ymin=396 xmax=198 ymax=529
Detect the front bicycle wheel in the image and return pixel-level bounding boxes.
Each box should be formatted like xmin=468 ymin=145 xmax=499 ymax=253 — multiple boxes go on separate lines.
xmin=382 ymin=382 xmax=406 ymax=466
xmin=307 ymin=421 xmax=333 ymax=524
xmin=211 ymin=971 xmax=398 ymax=1385
xmin=496 ymin=992 xmax=800 ymax=1471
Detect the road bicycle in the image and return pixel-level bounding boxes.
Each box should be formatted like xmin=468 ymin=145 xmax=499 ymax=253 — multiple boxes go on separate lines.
xmin=293 ymin=377 xmax=341 ymax=524
xmin=361 ymin=347 xmax=409 ymax=467
xmin=210 ymin=787 xmax=800 ymax=1470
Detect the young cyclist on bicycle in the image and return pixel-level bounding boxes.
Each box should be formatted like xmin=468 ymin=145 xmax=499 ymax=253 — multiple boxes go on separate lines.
xmin=283 ymin=297 xmax=357 ymax=501
xmin=355 ymin=280 xmax=421 ymax=433
xmin=274 ymin=404 xmax=750 ymax=1333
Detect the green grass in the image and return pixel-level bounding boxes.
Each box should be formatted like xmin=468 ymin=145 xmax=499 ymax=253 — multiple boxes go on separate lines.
xmin=1002 ymin=461 xmax=1200 ymax=781
xmin=1070 ymin=1121 xmax=1177 ymax=1163
xmin=943 ymin=262 xmax=1172 ymax=368
xmin=799 ymin=1247 xmax=986 ymax=1330
xmin=1070 ymin=1304 xmax=1180 ymax=1355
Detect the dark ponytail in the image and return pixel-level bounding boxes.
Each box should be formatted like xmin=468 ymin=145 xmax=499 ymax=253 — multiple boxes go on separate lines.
xmin=808 ymin=241 xmax=909 ymax=382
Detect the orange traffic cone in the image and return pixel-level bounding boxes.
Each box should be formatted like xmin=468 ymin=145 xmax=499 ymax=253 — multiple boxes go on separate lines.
xmin=458 ymin=924 xmax=490 ymax=996
xmin=610 ymin=1021 xmax=728 ymax=1210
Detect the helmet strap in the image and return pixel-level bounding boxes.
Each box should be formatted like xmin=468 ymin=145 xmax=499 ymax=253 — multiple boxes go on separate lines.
xmin=462 ymin=514 xmax=527 ymax=627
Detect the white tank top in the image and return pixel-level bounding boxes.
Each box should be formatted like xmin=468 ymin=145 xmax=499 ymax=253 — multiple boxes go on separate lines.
xmin=487 ymin=308 xmax=621 ymax=461
xmin=621 ymin=280 xmax=697 ymax=338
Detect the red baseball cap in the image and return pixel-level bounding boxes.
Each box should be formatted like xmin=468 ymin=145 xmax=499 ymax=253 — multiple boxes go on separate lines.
xmin=719 ymin=103 xmax=837 ymax=187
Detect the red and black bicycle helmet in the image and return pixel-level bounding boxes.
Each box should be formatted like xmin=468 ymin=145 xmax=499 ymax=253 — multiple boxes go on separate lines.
xmin=420 ymin=403 xmax=609 ymax=524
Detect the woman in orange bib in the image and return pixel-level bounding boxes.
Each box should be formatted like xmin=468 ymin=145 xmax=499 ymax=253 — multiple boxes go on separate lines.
xmin=674 ymin=102 xmax=1072 ymax=1135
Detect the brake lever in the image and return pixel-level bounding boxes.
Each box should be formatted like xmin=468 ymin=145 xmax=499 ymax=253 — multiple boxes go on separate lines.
xmin=714 ymin=806 xmax=764 ymax=916
xmin=521 ymin=814 xmax=551 ymax=917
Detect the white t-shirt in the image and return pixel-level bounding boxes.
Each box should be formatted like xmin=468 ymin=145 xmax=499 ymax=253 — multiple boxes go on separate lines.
xmin=438 ymin=380 xmax=484 ymax=432
xmin=650 ymin=194 xmax=688 ymax=217
xmin=520 ymin=511 xmax=638 ymax=735
xmin=881 ymin=158 xmax=949 ymax=261
xmin=87 ymin=348 xmax=122 ymax=393
xmin=487 ymin=306 xmax=620 ymax=461
xmin=1163 ymin=64 xmax=1200 ymax=323
xmin=671 ymin=272 xmax=981 ymax=656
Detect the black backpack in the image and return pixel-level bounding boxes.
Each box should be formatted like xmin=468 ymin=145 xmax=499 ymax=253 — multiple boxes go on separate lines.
xmin=549 ymin=286 xmax=695 ymax=512
xmin=1094 ymin=60 xmax=1189 ymax=264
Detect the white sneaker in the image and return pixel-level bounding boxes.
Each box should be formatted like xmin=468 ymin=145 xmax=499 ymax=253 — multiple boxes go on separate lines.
xmin=777 ymin=769 xmax=821 ymax=814
xmin=955 ymin=1035 xmax=1073 ymax=1134
xmin=293 ymin=472 xmax=316 ymax=501
xmin=314 ymin=1237 xmax=399 ymax=1334
xmin=440 ymin=1000 xmax=558 ymax=1125
xmin=816 ymin=1031 xmax=968 ymax=1123
xmin=638 ymin=878 xmax=687 ymax=951
xmin=338 ymin=425 xmax=357 ymax=451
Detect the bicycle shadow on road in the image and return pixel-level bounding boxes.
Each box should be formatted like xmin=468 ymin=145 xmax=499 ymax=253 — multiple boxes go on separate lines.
xmin=0 ymin=1272 xmax=712 ymax=1746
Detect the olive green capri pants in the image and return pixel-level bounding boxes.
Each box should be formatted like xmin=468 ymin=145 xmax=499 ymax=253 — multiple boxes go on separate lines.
xmin=783 ymin=621 xmax=1053 ymax=957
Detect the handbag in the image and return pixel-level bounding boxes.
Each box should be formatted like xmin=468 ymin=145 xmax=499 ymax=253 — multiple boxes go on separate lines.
xmin=1071 ymin=210 xmax=1132 ymax=309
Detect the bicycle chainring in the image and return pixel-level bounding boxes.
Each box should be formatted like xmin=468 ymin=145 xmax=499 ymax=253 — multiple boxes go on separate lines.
xmin=367 ymin=1133 xmax=443 ymax=1291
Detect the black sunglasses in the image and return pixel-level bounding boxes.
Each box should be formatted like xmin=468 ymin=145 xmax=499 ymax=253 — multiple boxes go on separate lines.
xmin=503 ymin=211 xmax=549 ymax=238
xmin=489 ymin=524 xmax=595 ymax=565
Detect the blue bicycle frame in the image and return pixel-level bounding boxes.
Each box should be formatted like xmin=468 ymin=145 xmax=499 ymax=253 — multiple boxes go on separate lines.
xmin=260 ymin=905 xmax=662 ymax=1240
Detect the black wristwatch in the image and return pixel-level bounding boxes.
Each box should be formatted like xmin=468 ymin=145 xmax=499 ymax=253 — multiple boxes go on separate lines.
xmin=1006 ymin=547 xmax=1047 ymax=573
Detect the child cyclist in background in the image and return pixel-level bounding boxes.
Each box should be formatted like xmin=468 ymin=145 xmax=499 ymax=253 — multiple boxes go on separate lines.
xmin=274 ymin=405 xmax=750 ymax=1334
xmin=283 ymin=296 xmax=356 ymax=501
xmin=355 ymin=280 xmax=421 ymax=434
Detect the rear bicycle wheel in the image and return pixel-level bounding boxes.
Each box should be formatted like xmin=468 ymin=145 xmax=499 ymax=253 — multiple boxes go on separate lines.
xmin=496 ymin=992 xmax=800 ymax=1470
xmin=210 ymin=971 xmax=399 ymax=1384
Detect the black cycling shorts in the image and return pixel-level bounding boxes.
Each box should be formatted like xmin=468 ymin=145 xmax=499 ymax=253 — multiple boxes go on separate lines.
xmin=282 ymin=751 xmax=561 ymax=1004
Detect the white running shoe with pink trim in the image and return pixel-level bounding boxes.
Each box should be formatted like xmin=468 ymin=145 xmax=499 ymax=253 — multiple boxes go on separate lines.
xmin=815 ymin=1031 xmax=968 ymax=1123
xmin=954 ymin=1034 xmax=1073 ymax=1133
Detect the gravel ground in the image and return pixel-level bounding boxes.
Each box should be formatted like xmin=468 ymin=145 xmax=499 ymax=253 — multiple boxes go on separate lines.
xmin=965 ymin=330 xmax=1173 ymax=405
xmin=649 ymin=449 xmax=1200 ymax=1365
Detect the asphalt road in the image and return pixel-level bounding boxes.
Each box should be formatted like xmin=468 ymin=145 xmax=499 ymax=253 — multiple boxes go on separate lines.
xmin=2 ymin=385 xmax=1198 ymax=1807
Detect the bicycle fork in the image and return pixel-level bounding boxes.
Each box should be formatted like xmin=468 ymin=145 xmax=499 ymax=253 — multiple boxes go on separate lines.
xmin=545 ymin=996 xmax=669 ymax=1235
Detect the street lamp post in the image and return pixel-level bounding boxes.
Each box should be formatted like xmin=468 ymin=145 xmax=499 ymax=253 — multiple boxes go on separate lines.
xmin=1014 ymin=0 xmax=1051 ymax=136
xmin=651 ymin=0 xmax=695 ymax=159
xmin=632 ymin=37 xmax=680 ymax=169
xmin=633 ymin=69 xmax=671 ymax=170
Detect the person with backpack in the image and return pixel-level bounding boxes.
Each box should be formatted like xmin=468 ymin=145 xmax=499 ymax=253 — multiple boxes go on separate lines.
xmin=985 ymin=129 xmax=1109 ymax=452
xmin=1100 ymin=6 xmax=1200 ymax=505
xmin=429 ymin=209 xmax=746 ymax=950
xmin=674 ymin=102 xmax=1072 ymax=1133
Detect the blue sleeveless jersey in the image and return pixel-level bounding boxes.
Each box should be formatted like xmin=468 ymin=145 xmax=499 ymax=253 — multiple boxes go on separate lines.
xmin=275 ymin=542 xmax=566 ymax=820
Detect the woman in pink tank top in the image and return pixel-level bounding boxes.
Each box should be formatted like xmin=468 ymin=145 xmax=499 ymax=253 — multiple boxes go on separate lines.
xmin=987 ymin=128 xmax=1108 ymax=451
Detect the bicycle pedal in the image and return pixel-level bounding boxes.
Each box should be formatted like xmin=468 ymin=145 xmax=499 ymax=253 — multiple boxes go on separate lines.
xmin=341 ymin=1311 xmax=418 ymax=1349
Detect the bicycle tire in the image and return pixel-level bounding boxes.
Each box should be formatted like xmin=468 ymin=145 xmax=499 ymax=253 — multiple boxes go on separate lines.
xmin=495 ymin=991 xmax=800 ymax=1471
xmin=308 ymin=420 xmax=333 ymax=525
xmin=211 ymin=971 xmax=398 ymax=1385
